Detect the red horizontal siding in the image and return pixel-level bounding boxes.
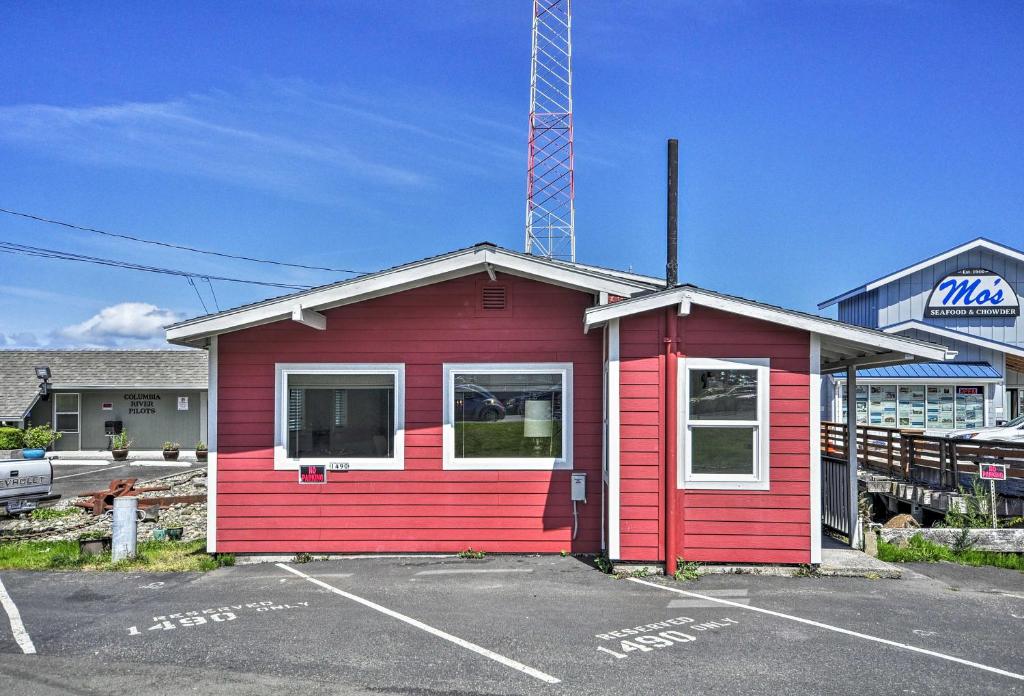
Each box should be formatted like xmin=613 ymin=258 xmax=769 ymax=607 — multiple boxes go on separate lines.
xmin=214 ymin=273 xmax=603 ymax=555
xmin=616 ymin=313 xmax=664 ymax=561
xmin=617 ymin=305 xmax=812 ymax=565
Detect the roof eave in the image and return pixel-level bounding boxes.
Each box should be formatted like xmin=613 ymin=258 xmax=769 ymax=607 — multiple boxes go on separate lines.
xmin=882 ymin=320 xmax=1024 ymax=359
xmin=166 ymin=247 xmax=653 ymax=344
xmin=818 ymin=237 xmax=1024 ymax=310
xmin=585 ymin=286 xmax=954 ymax=366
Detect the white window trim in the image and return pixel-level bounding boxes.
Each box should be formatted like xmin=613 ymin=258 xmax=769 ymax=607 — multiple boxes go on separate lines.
xmin=443 ymin=362 xmax=573 ymax=471
xmin=53 ymin=392 xmax=80 ymax=434
xmin=274 ymin=363 xmax=405 ymax=471
xmin=678 ymin=357 xmax=770 ymax=491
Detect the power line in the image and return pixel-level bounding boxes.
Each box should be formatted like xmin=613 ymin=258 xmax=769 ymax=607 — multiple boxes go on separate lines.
xmin=186 ymin=277 xmax=209 ymax=313
xmin=204 ymin=277 xmax=221 ymax=311
xmin=0 ymin=206 xmax=370 ymax=275
xmin=0 ymin=240 xmax=314 ymax=291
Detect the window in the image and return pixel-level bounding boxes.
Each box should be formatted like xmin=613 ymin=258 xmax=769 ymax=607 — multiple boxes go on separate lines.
xmin=839 ymin=382 xmax=986 ymax=429
xmin=443 ymin=363 xmax=572 ymax=470
xmin=54 ymin=393 xmax=80 ymax=434
xmin=275 ymin=364 xmax=404 ymax=470
xmin=679 ymin=357 xmax=769 ymax=490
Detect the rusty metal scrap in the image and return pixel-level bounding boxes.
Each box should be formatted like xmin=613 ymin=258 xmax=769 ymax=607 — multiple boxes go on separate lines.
xmin=73 ymin=479 xmax=190 ymax=515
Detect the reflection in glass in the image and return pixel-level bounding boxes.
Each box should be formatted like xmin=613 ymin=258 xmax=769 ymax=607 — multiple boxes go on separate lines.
xmin=689 ymin=369 xmax=758 ymax=420
xmin=287 ymin=373 xmax=395 ymax=459
xmin=691 ymin=427 xmax=755 ymax=475
xmin=454 ymin=373 xmax=563 ymax=458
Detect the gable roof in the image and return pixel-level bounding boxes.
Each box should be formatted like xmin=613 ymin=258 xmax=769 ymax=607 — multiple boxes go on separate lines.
xmin=166 ymin=242 xmax=662 ymax=347
xmin=818 ymin=237 xmax=1024 ymax=310
xmin=0 ymin=350 xmax=208 ymax=421
xmin=584 ymin=284 xmax=956 ymax=373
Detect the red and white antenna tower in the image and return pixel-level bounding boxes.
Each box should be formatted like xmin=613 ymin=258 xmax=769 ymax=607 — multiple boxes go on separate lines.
xmin=525 ymin=0 xmax=575 ymax=262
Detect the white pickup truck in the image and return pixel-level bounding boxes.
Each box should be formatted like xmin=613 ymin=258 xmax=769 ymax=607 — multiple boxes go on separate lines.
xmin=0 ymin=458 xmax=55 ymax=515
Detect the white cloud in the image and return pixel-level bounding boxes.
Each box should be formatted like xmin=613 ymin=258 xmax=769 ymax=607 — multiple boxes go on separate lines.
xmin=0 ymin=90 xmax=431 ymax=204
xmin=0 ymin=332 xmax=40 ymax=348
xmin=54 ymin=302 xmax=182 ymax=348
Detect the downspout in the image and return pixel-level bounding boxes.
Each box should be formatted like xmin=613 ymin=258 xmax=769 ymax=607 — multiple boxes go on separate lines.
xmin=665 ymin=308 xmax=679 ymax=577
xmin=664 ymin=138 xmax=680 ymax=577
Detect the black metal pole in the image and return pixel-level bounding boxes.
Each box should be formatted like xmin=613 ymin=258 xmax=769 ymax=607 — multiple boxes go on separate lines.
xmin=666 ymin=139 xmax=679 ymax=286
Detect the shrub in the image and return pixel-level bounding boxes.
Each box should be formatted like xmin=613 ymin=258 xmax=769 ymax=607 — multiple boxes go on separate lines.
xmin=23 ymin=425 xmax=60 ymax=450
xmin=0 ymin=427 xmax=24 ymax=449
xmin=111 ymin=431 xmax=132 ymax=450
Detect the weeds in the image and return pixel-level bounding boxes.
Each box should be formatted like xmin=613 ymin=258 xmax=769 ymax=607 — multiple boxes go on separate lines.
xmin=593 ymin=554 xmax=613 ymax=574
xmin=942 ymin=477 xmax=1024 ymax=530
xmin=672 ymin=557 xmax=701 ymax=582
xmin=293 ymin=552 xmax=314 ymax=564
xmin=457 ymin=548 xmax=486 ymax=559
xmin=30 ymin=507 xmax=79 ymax=521
xmin=793 ymin=563 xmax=819 ymax=578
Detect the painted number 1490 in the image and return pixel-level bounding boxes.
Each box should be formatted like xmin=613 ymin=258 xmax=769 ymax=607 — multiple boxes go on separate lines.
xmin=127 ymin=612 xmax=236 ymax=635
xmin=597 ymin=630 xmax=696 ymax=659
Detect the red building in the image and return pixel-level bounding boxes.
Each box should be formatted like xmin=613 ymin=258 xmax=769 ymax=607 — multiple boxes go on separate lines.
xmin=167 ymin=243 xmax=949 ymax=568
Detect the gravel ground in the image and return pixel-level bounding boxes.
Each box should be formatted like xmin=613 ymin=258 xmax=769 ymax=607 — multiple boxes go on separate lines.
xmin=0 ymin=470 xmax=208 ymax=541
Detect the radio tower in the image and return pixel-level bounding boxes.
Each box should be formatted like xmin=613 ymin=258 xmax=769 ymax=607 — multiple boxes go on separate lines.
xmin=524 ymin=0 xmax=575 ymax=262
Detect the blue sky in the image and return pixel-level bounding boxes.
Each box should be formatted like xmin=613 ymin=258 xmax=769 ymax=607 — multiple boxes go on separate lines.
xmin=0 ymin=1 xmax=1021 ymax=347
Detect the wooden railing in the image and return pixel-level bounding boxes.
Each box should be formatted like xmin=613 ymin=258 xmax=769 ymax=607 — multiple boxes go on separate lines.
xmin=821 ymin=421 xmax=1024 ymax=490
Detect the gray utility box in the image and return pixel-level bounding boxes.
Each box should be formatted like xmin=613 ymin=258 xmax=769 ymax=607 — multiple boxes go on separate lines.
xmin=571 ymin=472 xmax=587 ymax=502
xmin=0 ymin=458 xmax=54 ymax=515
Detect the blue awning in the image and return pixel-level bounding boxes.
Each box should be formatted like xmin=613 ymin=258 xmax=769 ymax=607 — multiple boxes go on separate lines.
xmin=836 ymin=362 xmax=1002 ymax=380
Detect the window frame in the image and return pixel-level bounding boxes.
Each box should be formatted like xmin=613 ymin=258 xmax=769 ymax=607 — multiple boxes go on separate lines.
xmin=442 ymin=362 xmax=573 ymax=471
xmin=53 ymin=392 xmax=80 ymax=435
xmin=274 ymin=363 xmax=405 ymax=471
xmin=678 ymin=357 xmax=770 ymax=491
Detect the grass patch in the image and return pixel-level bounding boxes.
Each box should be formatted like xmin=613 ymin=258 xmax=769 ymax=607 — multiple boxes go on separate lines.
xmin=457 ymin=547 xmax=486 ymax=559
xmin=29 ymin=507 xmax=80 ymax=521
xmin=454 ymin=420 xmax=562 ymax=458
xmin=0 ymin=539 xmax=233 ymax=572
xmin=878 ymin=533 xmax=1024 ymax=571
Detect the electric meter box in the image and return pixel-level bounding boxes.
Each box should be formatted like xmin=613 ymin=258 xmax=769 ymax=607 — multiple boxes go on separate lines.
xmin=570 ymin=472 xmax=587 ymax=502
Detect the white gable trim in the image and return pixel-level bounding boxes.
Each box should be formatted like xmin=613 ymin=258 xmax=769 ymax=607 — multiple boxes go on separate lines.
xmin=819 ymin=238 xmax=1024 ymax=309
xmin=584 ymin=287 xmax=954 ymax=363
xmin=883 ymin=320 xmax=1024 ymax=359
xmin=167 ymin=246 xmax=653 ymax=346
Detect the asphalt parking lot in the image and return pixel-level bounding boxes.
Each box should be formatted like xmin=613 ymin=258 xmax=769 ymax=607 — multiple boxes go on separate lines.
xmin=48 ymin=462 xmax=202 ymax=500
xmin=1 ymin=556 xmax=1022 ymax=695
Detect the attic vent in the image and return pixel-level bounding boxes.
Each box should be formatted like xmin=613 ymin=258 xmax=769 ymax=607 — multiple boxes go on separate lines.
xmin=481 ymin=285 xmax=507 ymax=311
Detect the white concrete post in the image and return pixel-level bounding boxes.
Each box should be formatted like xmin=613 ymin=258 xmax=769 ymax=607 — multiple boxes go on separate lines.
xmin=846 ymin=365 xmax=862 ymax=549
xmin=112 ymin=496 xmax=138 ymax=562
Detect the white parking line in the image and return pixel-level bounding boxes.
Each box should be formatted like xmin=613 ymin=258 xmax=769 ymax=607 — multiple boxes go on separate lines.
xmin=54 ymin=464 xmax=129 ymax=480
xmin=0 ymin=576 xmax=36 ymax=654
xmin=277 ymin=563 xmax=560 ymax=684
xmin=669 ymin=588 xmax=749 ymax=608
xmin=629 ymin=578 xmax=1024 ymax=682
xmin=414 ymin=568 xmax=535 ymax=576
